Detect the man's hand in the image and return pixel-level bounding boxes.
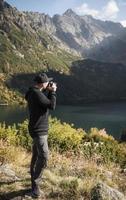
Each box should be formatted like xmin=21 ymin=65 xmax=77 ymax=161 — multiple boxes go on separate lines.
xmin=51 ymin=83 xmax=57 ymax=92
xmin=47 ymin=83 xmax=57 ymax=92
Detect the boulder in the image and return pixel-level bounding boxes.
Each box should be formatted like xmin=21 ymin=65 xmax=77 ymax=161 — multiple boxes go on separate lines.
xmin=91 ymin=182 xmax=126 ymax=200
xmin=0 ymin=164 xmax=21 ymax=181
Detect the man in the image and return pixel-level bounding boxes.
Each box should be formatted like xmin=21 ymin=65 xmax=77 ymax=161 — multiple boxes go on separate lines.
xmin=25 ymin=73 xmax=57 ymax=198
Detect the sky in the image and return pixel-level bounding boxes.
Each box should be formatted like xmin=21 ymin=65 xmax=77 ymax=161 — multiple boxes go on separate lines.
xmin=6 ymin=0 xmax=126 ymax=27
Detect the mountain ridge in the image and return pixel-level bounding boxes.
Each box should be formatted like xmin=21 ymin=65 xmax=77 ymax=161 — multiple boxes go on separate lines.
xmin=1 ymin=1 xmax=126 ymax=104
xmin=23 ymin=8 xmax=126 ymax=63
xmin=1 ymin=0 xmax=126 ymax=63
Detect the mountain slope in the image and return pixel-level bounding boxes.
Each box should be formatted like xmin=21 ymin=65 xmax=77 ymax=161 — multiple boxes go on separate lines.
xmin=0 ymin=2 xmax=78 ymax=74
xmin=25 ymin=8 xmax=126 ymax=63
xmin=1 ymin=0 xmax=126 ymax=73
xmin=8 ymin=59 xmax=126 ymax=105
xmin=1 ymin=1 xmax=126 ymax=104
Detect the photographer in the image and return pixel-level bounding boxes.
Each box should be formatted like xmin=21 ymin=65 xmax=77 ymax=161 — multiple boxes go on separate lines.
xmin=25 ymin=73 xmax=57 ymax=198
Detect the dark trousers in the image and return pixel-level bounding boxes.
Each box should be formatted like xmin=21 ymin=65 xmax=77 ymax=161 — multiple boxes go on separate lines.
xmin=30 ymin=135 xmax=48 ymax=192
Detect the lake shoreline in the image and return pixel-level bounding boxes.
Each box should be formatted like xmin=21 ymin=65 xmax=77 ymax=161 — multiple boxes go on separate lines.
xmin=0 ymin=102 xmax=126 ymax=139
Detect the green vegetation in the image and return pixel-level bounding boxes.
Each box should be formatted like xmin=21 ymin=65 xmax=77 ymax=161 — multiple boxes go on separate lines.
xmin=0 ymin=73 xmax=25 ymax=105
xmin=0 ymin=117 xmax=126 ymax=167
xmin=0 ymin=8 xmax=126 ymax=198
xmin=0 ymin=11 xmax=78 ymax=105
xmin=2 ymin=9 xmax=126 ymax=105
xmin=0 ymin=22 xmax=78 ymax=74
xmin=0 ymin=118 xmax=126 ymax=199
xmin=0 ymin=19 xmax=79 ymax=104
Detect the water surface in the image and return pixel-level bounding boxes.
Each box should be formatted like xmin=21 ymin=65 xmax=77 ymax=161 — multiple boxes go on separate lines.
xmin=0 ymin=102 xmax=126 ymax=139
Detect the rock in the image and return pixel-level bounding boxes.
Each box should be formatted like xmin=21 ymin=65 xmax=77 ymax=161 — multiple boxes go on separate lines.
xmin=14 ymin=50 xmax=24 ymax=58
xmin=0 ymin=164 xmax=21 ymax=181
xmin=91 ymin=182 xmax=126 ymax=200
xmin=0 ymin=164 xmax=16 ymax=176
xmin=0 ymin=0 xmax=4 ymax=11
xmin=104 ymin=170 xmax=113 ymax=180
xmin=0 ymin=0 xmax=12 ymax=11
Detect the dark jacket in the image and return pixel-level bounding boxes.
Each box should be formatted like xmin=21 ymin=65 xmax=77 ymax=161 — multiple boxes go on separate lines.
xmin=25 ymin=86 xmax=56 ymax=138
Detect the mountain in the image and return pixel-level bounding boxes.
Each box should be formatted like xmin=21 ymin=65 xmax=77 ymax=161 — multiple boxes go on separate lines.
xmin=1 ymin=1 xmax=126 ymax=104
xmin=0 ymin=1 xmax=126 ymax=74
xmin=0 ymin=2 xmax=78 ymax=74
xmin=8 ymin=59 xmax=126 ymax=105
xmin=86 ymin=31 xmax=126 ymax=65
xmin=25 ymin=8 xmax=126 ymax=64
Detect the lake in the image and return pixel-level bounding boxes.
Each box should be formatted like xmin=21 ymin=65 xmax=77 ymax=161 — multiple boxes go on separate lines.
xmin=0 ymin=102 xmax=126 ymax=139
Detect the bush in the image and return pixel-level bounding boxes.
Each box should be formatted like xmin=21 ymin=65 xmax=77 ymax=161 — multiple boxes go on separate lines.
xmin=17 ymin=120 xmax=32 ymax=150
xmin=59 ymin=179 xmax=80 ymax=200
xmin=0 ymin=120 xmax=32 ymax=150
xmin=48 ymin=117 xmax=85 ymax=152
xmin=0 ymin=118 xmax=126 ymax=167
xmin=89 ymin=128 xmax=114 ymax=142
xmin=0 ymin=123 xmax=18 ymax=145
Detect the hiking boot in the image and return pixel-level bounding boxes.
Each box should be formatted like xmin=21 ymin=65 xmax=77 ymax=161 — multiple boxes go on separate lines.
xmin=31 ymin=189 xmax=44 ymax=198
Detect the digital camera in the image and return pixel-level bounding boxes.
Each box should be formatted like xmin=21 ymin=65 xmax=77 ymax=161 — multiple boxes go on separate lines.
xmin=48 ymin=81 xmax=57 ymax=87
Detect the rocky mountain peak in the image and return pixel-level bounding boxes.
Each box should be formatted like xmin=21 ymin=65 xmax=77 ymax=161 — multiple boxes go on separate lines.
xmin=0 ymin=1 xmax=126 ymax=65
xmin=63 ymin=9 xmax=77 ymax=17
xmin=0 ymin=0 xmax=12 ymax=11
xmin=82 ymin=15 xmax=93 ymax=19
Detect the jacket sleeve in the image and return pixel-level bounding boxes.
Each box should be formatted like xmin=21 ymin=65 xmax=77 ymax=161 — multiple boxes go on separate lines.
xmin=35 ymin=90 xmax=56 ymax=110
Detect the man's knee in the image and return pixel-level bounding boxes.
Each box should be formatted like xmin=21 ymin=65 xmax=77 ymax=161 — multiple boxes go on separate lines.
xmin=38 ymin=136 xmax=48 ymax=156
xmin=38 ymin=151 xmax=48 ymax=168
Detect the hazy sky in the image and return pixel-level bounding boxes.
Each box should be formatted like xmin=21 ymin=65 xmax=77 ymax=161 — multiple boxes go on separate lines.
xmin=6 ymin=0 xmax=126 ymax=26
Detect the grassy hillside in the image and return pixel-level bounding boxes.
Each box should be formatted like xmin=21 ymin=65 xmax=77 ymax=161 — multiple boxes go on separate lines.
xmin=1 ymin=8 xmax=126 ymax=105
xmin=0 ymin=28 xmax=77 ymax=74
xmin=0 ymin=73 xmax=25 ymax=104
xmin=0 ymin=9 xmax=79 ymax=104
xmin=0 ymin=8 xmax=79 ymax=74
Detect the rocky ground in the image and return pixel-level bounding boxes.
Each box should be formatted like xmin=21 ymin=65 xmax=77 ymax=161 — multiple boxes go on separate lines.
xmin=0 ymin=148 xmax=126 ymax=200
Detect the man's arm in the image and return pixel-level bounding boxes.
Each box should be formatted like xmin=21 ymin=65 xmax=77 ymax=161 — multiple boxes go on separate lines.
xmin=35 ymin=90 xmax=56 ymax=110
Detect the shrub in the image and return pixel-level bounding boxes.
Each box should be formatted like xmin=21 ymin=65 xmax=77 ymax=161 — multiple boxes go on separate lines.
xmin=0 ymin=118 xmax=126 ymax=167
xmin=48 ymin=117 xmax=85 ymax=152
xmin=17 ymin=120 xmax=32 ymax=150
xmin=82 ymin=138 xmax=126 ymax=167
xmin=0 ymin=120 xmax=32 ymax=150
xmin=0 ymin=123 xmax=18 ymax=145
xmin=89 ymin=128 xmax=114 ymax=142
xmin=59 ymin=179 xmax=80 ymax=200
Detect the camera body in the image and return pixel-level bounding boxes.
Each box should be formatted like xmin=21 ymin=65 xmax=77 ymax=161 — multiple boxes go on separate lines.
xmin=46 ymin=81 xmax=57 ymax=92
xmin=48 ymin=81 xmax=53 ymax=87
xmin=48 ymin=81 xmax=57 ymax=87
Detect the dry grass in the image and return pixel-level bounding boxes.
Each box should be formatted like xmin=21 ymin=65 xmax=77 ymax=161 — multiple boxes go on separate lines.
xmin=0 ymin=143 xmax=126 ymax=200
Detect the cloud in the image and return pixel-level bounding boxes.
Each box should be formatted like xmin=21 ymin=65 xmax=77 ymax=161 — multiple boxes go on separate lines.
xmin=74 ymin=3 xmax=99 ymax=18
xmin=120 ymin=20 xmax=126 ymax=27
xmin=102 ymin=0 xmax=119 ymax=19
xmin=74 ymin=0 xmax=120 ymax=20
